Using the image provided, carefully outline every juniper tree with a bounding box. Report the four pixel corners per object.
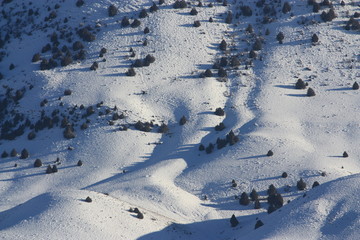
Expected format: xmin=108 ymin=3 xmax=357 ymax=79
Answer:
xmin=215 ymin=107 xmax=225 ymax=116
xmin=267 ymin=150 xmax=273 ymax=156
xmin=297 ymin=178 xmax=306 ymax=190
xmin=179 ymin=116 xmax=187 ymax=125
xmin=1 ymin=151 xmax=8 ymax=158
xmin=77 ymin=160 xmax=83 ymax=166
xmin=219 ymin=40 xmax=227 ymax=51
xmin=343 ymin=151 xmax=348 ymax=158
xmin=307 ymin=87 xmax=316 ymax=97
xmin=239 ymin=192 xmax=250 ymax=205
xmin=312 ymin=181 xmax=320 ymax=188
xmin=34 ymin=159 xmax=42 ymax=167
xmin=121 ymin=17 xmax=130 ymax=27
xmin=230 ymin=214 xmax=239 ymax=227
xmin=254 ymin=199 xmax=261 ymax=209
xmin=312 ymin=33 xmax=319 ymax=43
xmin=250 ymin=189 xmax=259 ymax=201
xmin=282 ymin=2 xmax=291 ymax=14
xmin=255 ymin=220 xmax=264 ymax=229
xmin=282 ymin=172 xmax=288 ymax=178
xmin=20 ymin=149 xmax=29 ymax=159
xmin=353 ymin=82 xmax=359 ymax=90
xmin=276 ymin=32 xmax=284 ymax=44
xmin=108 ymin=4 xmax=118 ymax=17
xmin=85 ymin=196 xmax=92 ymax=202
xmin=139 ymin=9 xmax=148 ymax=18
xmin=253 ymin=39 xmax=262 ymax=51
xmin=190 ymin=8 xmax=198 ymax=15
xmin=267 ymin=184 xmax=277 ymax=195
xmin=295 ymin=79 xmax=306 ymax=89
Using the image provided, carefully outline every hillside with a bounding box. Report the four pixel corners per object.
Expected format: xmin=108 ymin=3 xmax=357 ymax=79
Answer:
xmin=0 ymin=0 xmax=360 ymax=239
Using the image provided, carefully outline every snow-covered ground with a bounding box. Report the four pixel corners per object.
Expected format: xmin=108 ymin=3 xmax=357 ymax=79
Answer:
xmin=0 ymin=0 xmax=360 ymax=239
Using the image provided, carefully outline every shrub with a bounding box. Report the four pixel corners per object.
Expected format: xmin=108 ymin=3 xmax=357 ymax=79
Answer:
xmin=225 ymin=11 xmax=233 ymax=24
xmin=219 ymin=40 xmax=227 ymax=51
xmin=282 ymin=172 xmax=288 ymax=178
xmin=10 ymin=149 xmax=17 ymax=157
xmin=230 ymin=56 xmax=240 ymax=67
xmin=215 ymin=122 xmax=225 ymax=131
xmin=139 ymin=9 xmax=148 ymax=18
xmin=190 ymin=8 xmax=198 ymax=15
xmin=108 ymin=4 xmax=118 ymax=17
xmin=64 ymin=89 xmax=72 ymax=96
xmin=90 ymin=62 xmax=98 ymax=71
xmin=20 ymin=149 xmax=29 ymax=159
xmin=205 ymin=143 xmax=214 ymax=154
xmin=230 ymin=214 xmax=239 ymax=227
xmin=307 ymin=87 xmax=316 ymax=97
xmin=209 ymin=17 xmax=214 ymax=22
xmin=28 ymin=131 xmax=36 ymax=140
xmin=77 ymin=27 xmax=96 ymax=42
xmin=276 ymin=32 xmax=284 ymax=44
xmin=61 ymin=56 xmax=73 ymax=67
xmin=266 ymin=150 xmax=273 ymax=156
xmin=297 ymin=178 xmax=306 ymax=190
xmin=255 ymin=220 xmax=264 ymax=229
xmin=267 ymin=184 xmax=277 ymax=195
xmin=173 ymin=0 xmax=187 ymax=9
xmin=158 ymin=123 xmax=169 ymax=133
xmin=80 ymin=123 xmax=88 ymax=130
xmin=218 ymin=67 xmax=227 ymax=77
xmin=215 ymin=107 xmax=225 ymax=116
xmin=265 ymin=29 xmax=270 ymax=35
xmin=245 ymin=24 xmax=253 ymax=33
xmin=131 ymin=19 xmax=141 ymax=28
xmin=144 ymin=27 xmax=150 ymax=34
xmin=282 ymin=2 xmax=291 ymax=14
xmin=250 ymin=189 xmax=259 ymax=201
xmin=249 ymin=50 xmax=257 ymax=59
xmin=295 ymin=79 xmax=306 ymax=89
xmin=85 ymin=196 xmax=92 ymax=202
xmin=126 ymin=68 xmax=136 ymax=76
xmin=253 ymin=39 xmax=262 ymax=51
xmin=321 ymin=9 xmax=336 ymax=22
xmin=312 ymin=181 xmax=320 ymax=188
xmin=179 ymin=116 xmax=187 ymax=125
xmin=240 ymin=6 xmax=253 ymax=16
xmin=77 ymin=160 xmax=83 ymax=166
xmin=121 ymin=17 xmax=130 ymax=27
xmin=202 ymin=69 xmax=213 ymax=78
xmin=199 ymin=144 xmax=205 ymax=151
xmin=352 ymin=82 xmax=359 ymax=90
xmin=72 ymin=41 xmax=84 ymax=51
xmin=239 ymin=192 xmax=250 ymax=205
xmin=52 ymin=165 xmax=58 ymax=173
xmin=137 ymin=211 xmax=144 ymax=219
xmin=267 ymin=193 xmax=283 ymax=208
xmin=46 ymin=165 xmax=53 ymax=174
xmin=1 ymin=151 xmax=8 ymax=158
xmin=159 ymin=0 xmax=165 ymax=5
xmin=32 ymin=53 xmax=41 ymax=62
xmin=343 ymin=151 xmax=348 ymax=158
xmin=254 ymin=199 xmax=261 ymax=209
xmin=34 ymin=159 xmax=42 ymax=167
xmin=145 ymin=54 xmax=155 ymax=64
xmin=193 ymin=20 xmax=201 ymax=27
xmin=149 ymin=3 xmax=159 ymax=12
xmin=312 ymin=33 xmax=319 ymax=43
xmin=63 ymin=126 xmax=76 ymax=139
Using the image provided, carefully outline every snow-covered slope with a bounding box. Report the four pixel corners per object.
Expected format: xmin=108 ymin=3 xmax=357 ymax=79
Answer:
xmin=0 ymin=0 xmax=360 ymax=239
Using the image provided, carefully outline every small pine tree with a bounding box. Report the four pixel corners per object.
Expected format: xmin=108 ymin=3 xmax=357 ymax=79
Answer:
xmin=282 ymin=172 xmax=288 ymax=178
xmin=46 ymin=165 xmax=53 ymax=174
xmin=144 ymin=27 xmax=150 ymax=34
xmin=121 ymin=16 xmax=130 ymax=27
xmin=209 ymin=17 xmax=214 ymax=22
xmin=179 ymin=116 xmax=187 ymax=125
xmin=343 ymin=151 xmax=348 ymax=158
xmin=267 ymin=150 xmax=273 ymax=156
xmin=193 ymin=20 xmax=201 ymax=27
xmin=199 ymin=144 xmax=205 ymax=151
xmin=10 ymin=149 xmax=17 ymax=157
xmin=202 ymin=69 xmax=213 ymax=78
xmin=218 ymin=67 xmax=227 ymax=77
xmin=131 ymin=19 xmax=141 ymax=28
xmin=312 ymin=33 xmax=319 ymax=43
xmin=85 ymin=196 xmax=92 ymax=202
xmin=245 ymin=24 xmax=253 ymax=33
xmin=267 ymin=184 xmax=277 ymax=195
xmin=282 ymin=2 xmax=291 ymax=14
xmin=77 ymin=160 xmax=83 ymax=166
xmin=190 ymin=8 xmax=198 ymax=15
xmin=126 ymin=68 xmax=136 ymax=76
xmin=137 ymin=211 xmax=144 ymax=219
xmin=297 ymin=178 xmax=306 ymax=190
xmin=52 ymin=165 xmax=58 ymax=173
xmin=276 ymin=32 xmax=284 ymax=44
xmin=307 ymin=87 xmax=316 ymax=97
xmin=20 ymin=149 xmax=29 ymax=159
xmin=254 ymin=199 xmax=261 ymax=209
xmin=352 ymin=82 xmax=359 ymax=90
xmin=1 ymin=151 xmax=8 ymax=158
xmin=312 ymin=181 xmax=320 ymax=188
xmin=250 ymin=189 xmax=259 ymax=201
xmin=295 ymin=79 xmax=306 ymax=89
xmin=219 ymin=40 xmax=227 ymax=51
xmin=108 ymin=4 xmax=118 ymax=17
xmin=215 ymin=107 xmax=225 ymax=116
xmin=253 ymin=39 xmax=262 ymax=51
xmin=34 ymin=159 xmax=42 ymax=167
xmin=255 ymin=220 xmax=264 ymax=229
xmin=230 ymin=214 xmax=239 ymax=227
xmin=239 ymin=192 xmax=250 ymax=205
xmin=139 ymin=9 xmax=148 ymax=18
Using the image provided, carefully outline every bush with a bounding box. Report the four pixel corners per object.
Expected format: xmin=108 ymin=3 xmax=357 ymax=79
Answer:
xmin=76 ymin=0 xmax=84 ymax=7
xmin=218 ymin=67 xmax=227 ymax=77
xmin=126 ymin=68 xmax=136 ymax=76
xmin=32 ymin=53 xmax=41 ymax=62
xmin=321 ymin=9 xmax=336 ymax=22
xmin=90 ymin=62 xmax=98 ymax=71
xmin=173 ymin=0 xmax=187 ymax=9
xmin=10 ymin=149 xmax=17 ymax=157
xmin=121 ymin=17 xmax=130 ymax=27
xmin=137 ymin=211 xmax=144 ymax=219
xmin=225 ymin=11 xmax=233 ymax=24
xmin=199 ymin=144 xmax=205 ymax=151
xmin=266 ymin=150 xmax=273 ymax=156
xmin=254 ymin=199 xmax=261 ymax=209
xmin=61 ymin=56 xmax=73 ymax=67
xmin=108 ymin=4 xmax=118 ymax=17
xmin=255 ymin=220 xmax=264 ymax=229
xmin=77 ymin=27 xmax=95 ymax=42
xmin=144 ymin=27 xmax=150 ymax=34
xmin=205 ymin=143 xmax=214 ymax=154
xmin=282 ymin=2 xmax=291 ymax=14
xmin=63 ymin=126 xmax=76 ymax=139
xmin=215 ymin=122 xmax=225 ymax=131
xmin=307 ymin=87 xmax=316 ymax=97
xmin=250 ymin=189 xmax=259 ymax=201
xmin=267 ymin=184 xmax=277 ymax=195
xmin=343 ymin=151 xmax=348 ymax=158
xmin=131 ymin=19 xmax=141 ymax=28
xmin=253 ymin=39 xmax=262 ymax=51
xmin=297 ymin=178 xmax=306 ymax=190
xmin=312 ymin=181 xmax=320 ymax=188
xmin=72 ymin=41 xmax=84 ymax=51
xmin=1 ymin=151 xmax=8 ymax=158
xmin=230 ymin=214 xmax=239 ymax=227
xmin=193 ymin=20 xmax=201 ymax=27
xmin=230 ymin=56 xmax=240 ymax=67
xmin=219 ymin=40 xmax=227 ymax=51
xmin=312 ymin=33 xmax=319 ymax=43
xmin=52 ymin=165 xmax=58 ymax=173
xmin=249 ymin=50 xmax=257 ymax=59
xmin=34 ymin=159 xmax=42 ymax=167
xmin=190 ymin=8 xmax=198 ymax=15
xmin=240 ymin=6 xmax=253 ymax=16
xmin=353 ymin=82 xmax=359 ymax=90
xmin=46 ymin=165 xmax=53 ymax=174
xmin=215 ymin=107 xmax=225 ymax=116
xmin=77 ymin=160 xmax=83 ymax=166
xmin=179 ymin=116 xmax=187 ymax=125
xmin=145 ymin=54 xmax=155 ymax=64
xmin=202 ymin=69 xmax=213 ymax=78
xmin=158 ymin=123 xmax=169 ymax=133
xmin=246 ymin=24 xmax=253 ymax=33
xmin=64 ymin=89 xmax=72 ymax=96
xmin=139 ymin=9 xmax=148 ymax=18
xmin=209 ymin=17 xmax=214 ymax=22
xmin=276 ymin=32 xmax=284 ymax=44
xmin=28 ymin=131 xmax=36 ymax=140
xmin=295 ymin=79 xmax=306 ymax=89
xmin=149 ymin=3 xmax=159 ymax=12
xmin=282 ymin=172 xmax=288 ymax=178
xmin=85 ymin=196 xmax=92 ymax=202
xmin=20 ymin=149 xmax=29 ymax=159
xmin=239 ymin=192 xmax=250 ymax=205
xmin=267 ymin=193 xmax=283 ymax=208
xmin=159 ymin=0 xmax=165 ymax=5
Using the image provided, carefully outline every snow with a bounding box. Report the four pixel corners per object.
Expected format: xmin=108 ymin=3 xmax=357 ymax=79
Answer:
xmin=0 ymin=0 xmax=360 ymax=239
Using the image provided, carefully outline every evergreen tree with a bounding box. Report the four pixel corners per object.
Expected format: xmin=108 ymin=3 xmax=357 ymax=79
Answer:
xmin=353 ymin=82 xmax=359 ymax=90
xmin=219 ymin=40 xmax=227 ymax=51
xmin=307 ymin=87 xmax=316 ymax=97
xmin=295 ymin=79 xmax=306 ymax=89
xmin=20 ymin=148 xmax=29 ymax=159
xmin=239 ymin=192 xmax=250 ymax=205
xmin=230 ymin=214 xmax=239 ymax=227
xmin=282 ymin=2 xmax=291 ymax=14
xmin=108 ymin=4 xmax=118 ymax=17
xmin=297 ymin=178 xmax=306 ymax=190
xmin=276 ymin=32 xmax=284 ymax=44
xmin=255 ymin=220 xmax=264 ymax=229
xmin=254 ymin=199 xmax=261 ymax=209
xmin=250 ymin=189 xmax=259 ymax=201
xmin=312 ymin=33 xmax=319 ymax=43
xmin=34 ymin=159 xmax=42 ymax=167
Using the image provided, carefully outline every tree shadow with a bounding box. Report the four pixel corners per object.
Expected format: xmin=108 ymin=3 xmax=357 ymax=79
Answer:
xmin=326 ymin=87 xmax=353 ymax=91
xmin=286 ymin=93 xmax=307 ymax=97
xmin=274 ymin=84 xmax=295 ymax=89
xmin=239 ymin=154 xmax=268 ymax=160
